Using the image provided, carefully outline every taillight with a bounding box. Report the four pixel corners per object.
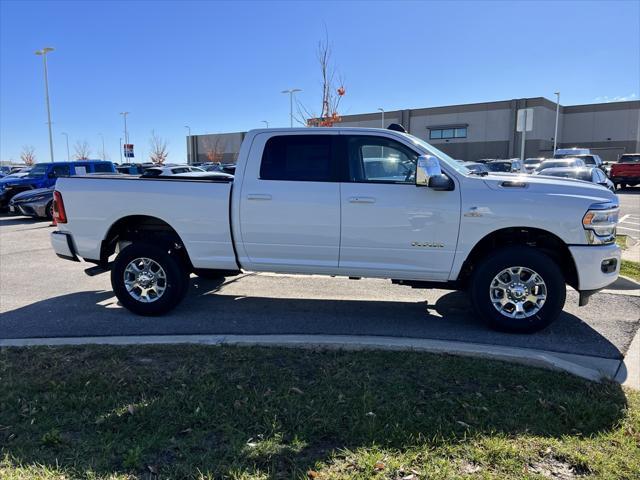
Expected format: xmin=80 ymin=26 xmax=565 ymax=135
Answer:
xmin=53 ymin=190 xmax=67 ymax=223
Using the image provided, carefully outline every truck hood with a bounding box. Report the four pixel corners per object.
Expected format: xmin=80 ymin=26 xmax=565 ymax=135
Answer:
xmin=0 ymin=176 xmax=43 ymax=188
xmin=481 ymin=173 xmax=617 ymax=205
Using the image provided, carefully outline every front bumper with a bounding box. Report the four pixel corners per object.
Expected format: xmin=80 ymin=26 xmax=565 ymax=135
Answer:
xmin=51 ymin=231 xmax=80 ymax=262
xmin=569 ymin=243 xmax=621 ymax=292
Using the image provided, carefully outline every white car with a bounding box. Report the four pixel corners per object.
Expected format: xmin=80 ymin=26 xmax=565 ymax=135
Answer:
xmin=535 ymin=158 xmax=587 ymax=173
xmin=51 ymin=128 xmax=620 ymax=333
xmin=141 ymin=165 xmax=233 ymax=178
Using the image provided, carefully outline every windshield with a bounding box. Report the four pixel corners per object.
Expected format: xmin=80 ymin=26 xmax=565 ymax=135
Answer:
xmin=399 ymin=133 xmax=471 ymax=175
xmin=537 ymin=160 xmax=578 ymax=171
xmin=525 ymin=159 xmax=541 ymax=165
xmin=26 ymin=164 xmax=48 ymax=177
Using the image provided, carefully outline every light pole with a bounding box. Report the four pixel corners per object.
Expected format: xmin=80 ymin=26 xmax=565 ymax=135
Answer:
xmin=119 ymin=137 xmax=123 ymax=164
xmin=35 ymin=47 xmax=55 ymax=162
xmin=98 ymin=133 xmax=105 ymax=160
xmin=61 ymin=132 xmax=70 ymax=161
xmin=261 ymin=120 xmax=269 ymax=128
xmin=553 ymin=92 xmax=560 ymax=154
xmin=377 ymin=108 xmax=385 ymax=128
xmin=184 ymin=125 xmax=191 ymax=164
xmin=120 ymin=111 xmax=129 ymax=144
xmin=281 ymin=88 xmax=301 ymax=128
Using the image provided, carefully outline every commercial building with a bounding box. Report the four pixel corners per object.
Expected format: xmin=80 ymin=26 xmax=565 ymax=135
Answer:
xmin=188 ymin=97 xmax=640 ymax=163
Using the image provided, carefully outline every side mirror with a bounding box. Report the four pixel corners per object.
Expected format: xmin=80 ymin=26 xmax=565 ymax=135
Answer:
xmin=428 ymin=174 xmax=455 ymax=191
xmin=416 ymin=155 xmax=442 ymax=186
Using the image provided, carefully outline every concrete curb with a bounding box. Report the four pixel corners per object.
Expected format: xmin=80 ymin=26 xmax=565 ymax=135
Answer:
xmin=0 ymin=334 xmax=627 ymax=386
xmin=615 ymin=327 xmax=640 ymax=389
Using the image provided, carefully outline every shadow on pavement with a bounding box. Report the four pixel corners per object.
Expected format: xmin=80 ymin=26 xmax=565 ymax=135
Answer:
xmin=0 ymin=277 xmax=627 ymax=360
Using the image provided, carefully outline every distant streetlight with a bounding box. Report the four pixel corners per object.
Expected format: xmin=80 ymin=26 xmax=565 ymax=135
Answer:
xmin=261 ymin=120 xmax=269 ymax=128
xmin=281 ymin=88 xmax=302 ymax=128
xmin=553 ymin=92 xmax=560 ymax=154
xmin=35 ymin=47 xmax=55 ymax=162
xmin=61 ymin=132 xmax=70 ymax=161
xmin=184 ymin=125 xmax=192 ymax=164
xmin=98 ymin=133 xmax=106 ymax=160
xmin=377 ymin=108 xmax=385 ymax=128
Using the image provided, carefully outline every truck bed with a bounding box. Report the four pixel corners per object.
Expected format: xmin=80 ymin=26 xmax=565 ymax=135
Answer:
xmin=54 ymin=175 xmax=238 ymax=270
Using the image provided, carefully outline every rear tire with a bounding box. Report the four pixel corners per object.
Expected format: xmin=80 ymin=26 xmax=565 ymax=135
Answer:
xmin=470 ymin=246 xmax=566 ymax=333
xmin=45 ymin=201 xmax=53 ymax=220
xmin=111 ymin=242 xmax=189 ymax=316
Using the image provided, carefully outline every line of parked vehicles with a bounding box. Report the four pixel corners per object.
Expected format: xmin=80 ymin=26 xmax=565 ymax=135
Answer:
xmin=461 ymin=147 xmax=640 ymax=192
xmin=0 ymin=160 xmax=238 ymax=219
xmin=1 ymin=147 xmax=638 ymax=223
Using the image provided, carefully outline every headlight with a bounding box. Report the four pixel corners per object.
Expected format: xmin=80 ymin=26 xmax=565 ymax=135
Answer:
xmin=582 ymin=202 xmax=619 ymax=245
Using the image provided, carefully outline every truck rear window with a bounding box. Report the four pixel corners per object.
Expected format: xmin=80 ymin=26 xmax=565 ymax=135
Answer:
xmin=260 ymin=135 xmax=334 ymax=182
xmin=619 ymin=155 xmax=640 ymax=163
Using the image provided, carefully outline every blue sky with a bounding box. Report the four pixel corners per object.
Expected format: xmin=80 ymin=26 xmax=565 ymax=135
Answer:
xmin=1 ymin=0 xmax=638 ymax=164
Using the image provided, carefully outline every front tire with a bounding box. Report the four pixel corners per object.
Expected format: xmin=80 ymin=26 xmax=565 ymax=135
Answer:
xmin=470 ymin=246 xmax=566 ymax=333
xmin=111 ymin=243 xmax=189 ymax=316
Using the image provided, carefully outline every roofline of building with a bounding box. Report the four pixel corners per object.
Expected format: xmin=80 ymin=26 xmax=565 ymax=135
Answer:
xmin=337 ymin=97 xmax=640 ymax=122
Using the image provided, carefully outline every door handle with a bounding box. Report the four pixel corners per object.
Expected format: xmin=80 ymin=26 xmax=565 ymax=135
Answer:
xmin=348 ymin=196 xmax=376 ymax=204
xmin=246 ymin=194 xmax=272 ymax=200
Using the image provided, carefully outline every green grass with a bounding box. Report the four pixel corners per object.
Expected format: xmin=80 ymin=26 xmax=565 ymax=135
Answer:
xmin=1 ymin=345 xmax=639 ymax=479
xmin=621 ymin=259 xmax=640 ymax=281
xmin=616 ymin=235 xmax=628 ymax=250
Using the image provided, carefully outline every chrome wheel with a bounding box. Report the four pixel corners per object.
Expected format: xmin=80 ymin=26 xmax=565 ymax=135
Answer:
xmin=123 ymin=257 xmax=167 ymax=303
xmin=489 ymin=266 xmax=547 ymax=319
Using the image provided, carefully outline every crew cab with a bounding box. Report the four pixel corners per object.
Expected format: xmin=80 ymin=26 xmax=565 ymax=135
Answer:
xmin=610 ymin=153 xmax=640 ymax=189
xmin=50 ymin=128 xmax=621 ymax=333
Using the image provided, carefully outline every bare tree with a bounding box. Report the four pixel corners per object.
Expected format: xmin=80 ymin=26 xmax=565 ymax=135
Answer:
xmin=74 ymin=140 xmax=91 ymax=160
xmin=203 ymin=136 xmax=226 ymax=163
xmin=296 ymin=32 xmax=346 ymax=127
xmin=149 ymin=130 xmax=169 ymax=165
xmin=20 ymin=145 xmax=36 ymax=166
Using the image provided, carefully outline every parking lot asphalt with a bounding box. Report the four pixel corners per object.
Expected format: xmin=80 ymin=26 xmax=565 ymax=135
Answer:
xmin=1 ymin=192 xmax=639 ymax=362
xmin=618 ymin=188 xmax=640 ymax=240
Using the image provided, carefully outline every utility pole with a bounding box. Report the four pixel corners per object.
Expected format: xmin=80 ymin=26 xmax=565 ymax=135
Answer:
xmin=281 ymin=88 xmax=301 ymax=127
xmin=98 ymin=133 xmax=105 ymax=160
xmin=553 ymin=92 xmax=560 ymax=154
xmin=61 ymin=132 xmax=70 ymax=161
xmin=35 ymin=47 xmax=55 ymax=162
xmin=184 ymin=125 xmax=191 ymax=164
xmin=119 ymin=137 xmax=123 ymax=164
xmin=377 ymin=108 xmax=385 ymax=128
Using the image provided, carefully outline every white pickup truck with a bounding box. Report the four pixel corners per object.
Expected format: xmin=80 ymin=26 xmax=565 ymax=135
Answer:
xmin=51 ymin=127 xmax=621 ymax=333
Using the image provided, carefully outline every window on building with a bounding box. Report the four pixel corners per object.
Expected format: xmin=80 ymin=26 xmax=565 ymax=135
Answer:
xmin=429 ymin=127 xmax=467 ymax=140
xmin=260 ymin=135 xmax=335 ymax=182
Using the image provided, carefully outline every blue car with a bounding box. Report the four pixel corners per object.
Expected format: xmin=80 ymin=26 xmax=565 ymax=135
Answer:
xmin=0 ymin=160 xmax=115 ymax=209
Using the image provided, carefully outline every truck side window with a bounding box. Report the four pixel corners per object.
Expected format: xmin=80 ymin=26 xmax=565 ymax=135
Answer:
xmin=260 ymin=135 xmax=334 ymax=182
xmin=345 ymin=136 xmax=418 ymax=184
xmin=52 ymin=165 xmax=71 ymax=177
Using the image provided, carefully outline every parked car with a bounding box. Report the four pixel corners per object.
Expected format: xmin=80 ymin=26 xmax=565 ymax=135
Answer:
xmin=0 ymin=160 xmax=115 ymax=209
xmin=463 ymin=162 xmax=490 ymax=174
xmin=51 ymin=127 xmax=620 ymax=334
xmin=3 ymin=167 xmax=31 ymax=179
xmin=535 ymin=158 xmax=586 ymax=173
xmin=116 ymin=164 xmax=147 ymax=175
xmin=554 ymin=148 xmax=591 ymax=158
xmin=610 ymin=153 xmax=640 ymax=189
xmin=8 ymin=187 xmax=54 ymax=219
xmin=524 ymin=158 xmax=545 ymax=173
xmin=535 ymin=167 xmax=615 ymax=191
xmin=140 ymin=165 xmax=233 ymax=178
xmin=485 ymin=159 xmax=522 ymax=173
